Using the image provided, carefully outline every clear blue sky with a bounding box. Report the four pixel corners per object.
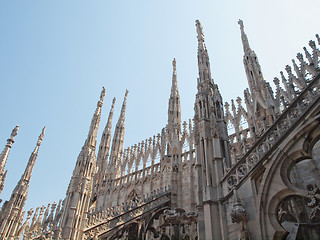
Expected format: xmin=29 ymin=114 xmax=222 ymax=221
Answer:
xmin=0 ymin=0 xmax=319 ymax=212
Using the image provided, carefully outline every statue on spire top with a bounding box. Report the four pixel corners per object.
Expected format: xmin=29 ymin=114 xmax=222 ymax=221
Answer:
xmin=97 ymin=87 xmax=106 ymax=108
xmin=100 ymin=87 xmax=106 ymax=101
xmin=195 ymin=20 xmax=204 ymax=41
xmin=37 ymin=127 xmax=46 ymax=146
xmin=172 ymin=58 xmax=176 ymax=71
xmin=10 ymin=125 xmax=19 ymax=140
xmin=238 ymin=19 xmax=244 ymax=31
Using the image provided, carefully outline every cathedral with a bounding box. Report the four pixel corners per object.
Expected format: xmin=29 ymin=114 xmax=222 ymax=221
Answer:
xmin=0 ymin=19 xmax=320 ymax=240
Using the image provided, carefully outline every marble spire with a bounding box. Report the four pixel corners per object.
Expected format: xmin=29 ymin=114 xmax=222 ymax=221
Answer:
xmin=109 ymin=90 xmax=128 ymax=178
xmin=0 ymin=127 xmax=45 ymax=240
xmin=195 ymin=19 xmax=213 ymax=84
xmin=167 ymin=58 xmax=181 ymax=140
xmin=0 ymin=125 xmax=19 ymax=194
xmin=238 ymin=19 xmax=276 ymax=127
xmin=60 ymin=87 xmax=105 ymax=240
xmin=93 ymin=97 xmax=116 ymax=199
xmin=85 ymin=87 xmax=106 ymax=149
xmin=238 ymin=19 xmax=251 ymax=52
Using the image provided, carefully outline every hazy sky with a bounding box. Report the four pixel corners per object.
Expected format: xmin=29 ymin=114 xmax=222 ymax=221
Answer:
xmin=0 ymin=0 xmax=319 ymax=212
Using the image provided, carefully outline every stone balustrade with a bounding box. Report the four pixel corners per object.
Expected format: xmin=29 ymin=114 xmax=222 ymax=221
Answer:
xmin=222 ymin=72 xmax=320 ymax=193
xmin=84 ymin=187 xmax=171 ymax=239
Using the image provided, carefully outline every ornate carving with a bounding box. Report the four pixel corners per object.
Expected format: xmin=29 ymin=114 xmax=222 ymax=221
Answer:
xmin=227 ymin=175 xmax=238 ymax=189
xmin=222 ymin=69 xmax=320 ymax=193
xmin=163 ymin=208 xmax=198 ymax=240
xmin=83 ymin=188 xmax=171 ymax=239
xmin=237 ymin=164 xmax=248 ymax=178
xmin=306 ymin=184 xmax=320 ymax=222
xmin=247 ymin=153 xmax=258 ymax=167
xmin=277 ymin=190 xmax=320 ymax=226
xmin=230 ymin=190 xmax=249 ymax=240
xmin=231 ymin=197 xmax=247 ymax=224
xmin=15 ymin=200 xmax=63 ymax=240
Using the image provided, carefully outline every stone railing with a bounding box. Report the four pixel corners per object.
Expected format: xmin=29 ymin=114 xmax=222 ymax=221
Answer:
xmin=112 ymin=147 xmax=195 ymax=188
xmin=113 ymin=162 xmax=161 ymax=187
xmin=84 ymin=187 xmax=171 ymax=239
xmin=228 ymin=127 xmax=255 ymax=164
xmin=224 ymin=35 xmax=320 ymax=169
xmin=221 ymin=72 xmax=320 ymax=193
xmin=115 ymin=119 xmax=194 ymax=179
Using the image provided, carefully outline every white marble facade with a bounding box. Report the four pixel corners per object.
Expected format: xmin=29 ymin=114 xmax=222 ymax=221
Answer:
xmin=1 ymin=20 xmax=320 ymax=240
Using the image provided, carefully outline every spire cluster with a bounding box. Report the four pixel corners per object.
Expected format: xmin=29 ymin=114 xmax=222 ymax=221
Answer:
xmin=108 ymin=90 xmax=129 ymax=179
xmin=1 ymin=18 xmax=320 ymax=240
xmin=0 ymin=127 xmax=45 ymax=240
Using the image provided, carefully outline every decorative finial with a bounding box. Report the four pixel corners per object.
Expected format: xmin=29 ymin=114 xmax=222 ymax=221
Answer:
xmin=230 ymin=189 xmax=250 ymax=239
xmin=238 ymin=19 xmax=251 ymax=53
xmin=100 ymin=87 xmax=106 ymax=102
xmin=27 ymin=208 xmax=34 ymax=218
xmin=238 ymin=19 xmax=244 ymax=31
xmin=37 ymin=127 xmax=46 ymax=146
xmin=183 ymin=121 xmax=187 ymax=132
xmin=172 ymin=58 xmax=176 ymax=72
xmin=236 ymin=97 xmax=242 ymax=105
xmin=118 ymin=90 xmax=129 ymax=119
xmin=224 ymin=102 xmax=229 ymax=111
xmin=230 ymin=189 xmax=247 ymax=224
xmin=106 ymin=97 xmax=116 ymax=125
xmin=309 ymin=40 xmax=316 ymax=49
xmin=10 ymin=125 xmax=19 ymax=140
xmin=171 ymin=58 xmax=178 ymax=96
xmin=195 ymin=20 xmax=204 ymax=41
xmin=97 ymin=87 xmax=106 ymax=108
xmin=316 ymin=34 xmax=320 ymax=45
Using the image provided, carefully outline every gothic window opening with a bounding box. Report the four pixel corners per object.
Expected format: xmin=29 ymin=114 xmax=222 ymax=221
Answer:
xmin=239 ymin=115 xmax=249 ymax=141
xmin=289 ymin=158 xmax=320 ymax=190
xmin=124 ymin=163 xmax=129 ymax=175
xmin=182 ymin=139 xmax=189 ymax=154
xmin=154 ymin=150 xmax=161 ymax=164
xmin=288 ymin=139 xmax=320 ymax=190
xmin=227 ymin=119 xmax=236 ymax=136
xmin=137 ymin=157 xmax=144 ymax=171
xmin=277 ymin=195 xmax=320 ymax=239
xmin=146 ymin=154 xmax=152 ymax=168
